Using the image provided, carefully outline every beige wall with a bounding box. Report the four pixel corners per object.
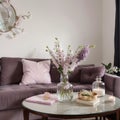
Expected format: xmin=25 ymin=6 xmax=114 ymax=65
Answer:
xmin=102 ymin=0 xmax=115 ymax=64
xmin=0 ymin=0 xmax=107 ymax=65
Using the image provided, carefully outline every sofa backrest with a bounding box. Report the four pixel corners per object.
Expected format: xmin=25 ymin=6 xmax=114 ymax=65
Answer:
xmin=0 ymin=57 xmax=60 ymax=85
xmin=0 ymin=57 xmax=105 ymax=85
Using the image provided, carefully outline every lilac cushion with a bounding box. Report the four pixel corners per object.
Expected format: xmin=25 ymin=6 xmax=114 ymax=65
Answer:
xmin=80 ymin=66 xmax=105 ymax=84
xmin=20 ymin=59 xmax=51 ymax=85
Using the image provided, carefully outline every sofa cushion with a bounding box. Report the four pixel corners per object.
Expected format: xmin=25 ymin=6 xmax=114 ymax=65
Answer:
xmin=1 ymin=57 xmax=23 ymax=85
xmin=80 ymin=66 xmax=105 ymax=84
xmin=20 ymin=59 xmax=51 ymax=85
xmin=69 ymin=64 xmax=95 ymax=83
xmin=0 ymin=83 xmax=92 ymax=111
xmin=0 ymin=84 xmax=57 ymax=110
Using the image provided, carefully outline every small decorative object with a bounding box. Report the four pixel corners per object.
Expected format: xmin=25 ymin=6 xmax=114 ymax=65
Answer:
xmin=46 ymin=38 xmax=94 ymax=102
xmin=92 ymin=76 xmax=105 ymax=97
xmin=102 ymin=62 xmax=120 ymax=74
xmin=108 ymin=96 xmax=115 ymax=102
xmin=78 ymin=90 xmax=98 ymax=101
xmin=26 ymin=92 xmax=58 ymax=105
xmin=0 ymin=0 xmax=31 ymax=39
xmin=76 ymin=90 xmax=99 ymax=106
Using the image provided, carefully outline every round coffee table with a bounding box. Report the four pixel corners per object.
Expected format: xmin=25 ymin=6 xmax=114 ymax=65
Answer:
xmin=22 ymin=93 xmax=120 ymax=120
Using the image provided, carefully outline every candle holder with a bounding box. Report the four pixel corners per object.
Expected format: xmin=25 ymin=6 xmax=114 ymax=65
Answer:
xmin=92 ymin=76 xmax=105 ymax=97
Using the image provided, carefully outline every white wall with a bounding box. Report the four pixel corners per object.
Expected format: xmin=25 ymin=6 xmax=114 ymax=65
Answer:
xmin=0 ymin=0 xmax=103 ymax=64
xmin=102 ymin=0 xmax=115 ymax=64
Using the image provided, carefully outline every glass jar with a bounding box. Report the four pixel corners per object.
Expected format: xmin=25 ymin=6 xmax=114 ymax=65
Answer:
xmin=92 ymin=76 xmax=105 ymax=97
xmin=57 ymin=74 xmax=73 ymax=102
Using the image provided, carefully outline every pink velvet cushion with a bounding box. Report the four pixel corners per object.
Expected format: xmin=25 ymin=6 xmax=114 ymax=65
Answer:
xmin=20 ymin=59 xmax=51 ymax=85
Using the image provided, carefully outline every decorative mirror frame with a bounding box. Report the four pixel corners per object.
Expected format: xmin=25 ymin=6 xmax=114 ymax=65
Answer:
xmin=0 ymin=0 xmax=30 ymax=39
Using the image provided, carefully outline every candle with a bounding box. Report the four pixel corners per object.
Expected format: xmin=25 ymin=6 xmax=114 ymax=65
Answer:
xmin=108 ymin=96 xmax=115 ymax=102
xmin=92 ymin=88 xmax=105 ymax=97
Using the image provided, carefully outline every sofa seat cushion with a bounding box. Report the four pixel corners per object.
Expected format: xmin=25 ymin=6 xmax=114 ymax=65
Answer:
xmin=0 ymin=84 xmax=58 ymax=111
xmin=0 ymin=84 xmax=93 ymax=111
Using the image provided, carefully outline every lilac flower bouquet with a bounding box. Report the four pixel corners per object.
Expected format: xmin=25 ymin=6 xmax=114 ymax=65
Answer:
xmin=46 ymin=38 xmax=94 ymax=101
xmin=46 ymin=38 xmax=94 ymax=80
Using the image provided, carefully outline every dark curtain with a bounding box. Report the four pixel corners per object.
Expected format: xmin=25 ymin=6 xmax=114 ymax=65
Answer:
xmin=114 ymin=0 xmax=120 ymax=75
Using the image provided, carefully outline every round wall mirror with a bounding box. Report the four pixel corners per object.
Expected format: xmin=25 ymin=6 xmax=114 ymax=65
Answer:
xmin=0 ymin=1 xmax=17 ymax=32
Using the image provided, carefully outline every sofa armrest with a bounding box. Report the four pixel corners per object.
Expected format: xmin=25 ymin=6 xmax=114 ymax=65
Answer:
xmin=103 ymin=73 xmax=120 ymax=98
xmin=114 ymin=76 xmax=120 ymax=98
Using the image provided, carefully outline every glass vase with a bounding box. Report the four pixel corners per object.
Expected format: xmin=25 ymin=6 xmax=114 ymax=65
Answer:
xmin=57 ymin=74 xmax=73 ymax=102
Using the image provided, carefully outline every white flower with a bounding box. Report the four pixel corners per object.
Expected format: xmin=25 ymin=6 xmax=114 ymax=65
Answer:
xmin=102 ymin=62 xmax=120 ymax=74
